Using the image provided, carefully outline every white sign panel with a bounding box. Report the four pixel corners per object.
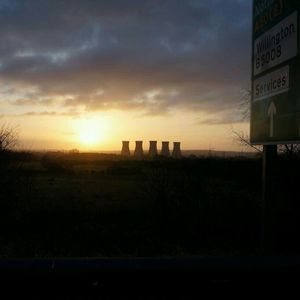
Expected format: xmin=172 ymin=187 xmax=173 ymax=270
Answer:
xmin=253 ymin=11 xmax=297 ymax=76
xmin=253 ymin=65 xmax=289 ymax=101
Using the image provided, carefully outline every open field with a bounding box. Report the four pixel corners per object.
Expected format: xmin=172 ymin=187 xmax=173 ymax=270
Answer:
xmin=0 ymin=151 xmax=299 ymax=257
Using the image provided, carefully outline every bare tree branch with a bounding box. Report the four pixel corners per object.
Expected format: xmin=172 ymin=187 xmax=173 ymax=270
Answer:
xmin=231 ymin=127 xmax=262 ymax=153
xmin=0 ymin=124 xmax=19 ymax=152
xmin=238 ymin=88 xmax=251 ymax=121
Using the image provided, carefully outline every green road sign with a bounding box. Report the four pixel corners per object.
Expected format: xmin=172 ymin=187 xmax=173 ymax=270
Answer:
xmin=251 ymin=0 xmax=300 ymax=144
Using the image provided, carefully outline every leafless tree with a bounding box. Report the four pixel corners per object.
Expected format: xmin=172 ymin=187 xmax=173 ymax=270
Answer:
xmin=230 ymin=89 xmax=262 ymax=153
xmin=278 ymin=144 xmax=300 ymax=157
xmin=0 ymin=124 xmax=19 ymax=152
xmin=238 ymin=88 xmax=251 ymax=121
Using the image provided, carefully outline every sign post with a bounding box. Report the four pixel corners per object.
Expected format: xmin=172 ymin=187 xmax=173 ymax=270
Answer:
xmin=261 ymin=144 xmax=277 ymax=253
xmin=251 ymin=0 xmax=300 ymax=253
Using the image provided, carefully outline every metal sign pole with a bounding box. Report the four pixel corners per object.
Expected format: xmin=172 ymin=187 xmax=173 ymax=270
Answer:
xmin=261 ymin=144 xmax=277 ymax=254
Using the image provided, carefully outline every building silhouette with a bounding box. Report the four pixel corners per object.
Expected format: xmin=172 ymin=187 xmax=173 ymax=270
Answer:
xmin=172 ymin=142 xmax=181 ymax=158
xmin=161 ymin=141 xmax=170 ymax=157
xmin=121 ymin=141 xmax=130 ymax=156
xmin=121 ymin=140 xmax=182 ymax=159
xmin=134 ymin=141 xmax=144 ymax=157
xmin=148 ymin=141 xmax=158 ymax=157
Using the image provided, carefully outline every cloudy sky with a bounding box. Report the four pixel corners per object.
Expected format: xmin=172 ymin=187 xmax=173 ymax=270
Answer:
xmin=0 ymin=0 xmax=252 ymax=151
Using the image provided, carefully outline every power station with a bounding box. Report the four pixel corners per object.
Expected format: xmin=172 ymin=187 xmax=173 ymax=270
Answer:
xmin=134 ymin=141 xmax=144 ymax=157
xmin=120 ymin=140 xmax=182 ymax=158
xmin=172 ymin=142 xmax=181 ymax=158
xmin=161 ymin=141 xmax=170 ymax=157
xmin=148 ymin=141 xmax=158 ymax=157
xmin=121 ymin=141 xmax=130 ymax=156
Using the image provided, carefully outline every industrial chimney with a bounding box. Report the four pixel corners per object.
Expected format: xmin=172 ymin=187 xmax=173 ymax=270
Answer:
xmin=121 ymin=141 xmax=130 ymax=156
xmin=161 ymin=141 xmax=170 ymax=157
xmin=148 ymin=141 xmax=158 ymax=157
xmin=134 ymin=141 xmax=144 ymax=157
xmin=172 ymin=142 xmax=182 ymax=158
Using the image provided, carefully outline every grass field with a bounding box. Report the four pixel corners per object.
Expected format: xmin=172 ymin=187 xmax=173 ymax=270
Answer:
xmin=0 ymin=151 xmax=299 ymax=257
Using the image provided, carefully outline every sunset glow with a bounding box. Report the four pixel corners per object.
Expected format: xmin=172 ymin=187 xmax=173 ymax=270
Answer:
xmin=0 ymin=1 xmax=252 ymax=152
xmin=74 ymin=119 xmax=104 ymax=147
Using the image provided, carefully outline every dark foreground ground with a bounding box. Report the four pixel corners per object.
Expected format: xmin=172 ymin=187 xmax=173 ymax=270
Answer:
xmin=0 ymin=151 xmax=299 ymax=257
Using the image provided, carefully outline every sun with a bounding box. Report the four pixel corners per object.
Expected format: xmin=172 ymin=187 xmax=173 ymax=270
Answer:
xmin=79 ymin=128 xmax=100 ymax=145
xmin=75 ymin=119 xmax=103 ymax=147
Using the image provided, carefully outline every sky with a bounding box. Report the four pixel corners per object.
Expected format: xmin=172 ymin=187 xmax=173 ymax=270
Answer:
xmin=0 ymin=0 xmax=252 ymax=152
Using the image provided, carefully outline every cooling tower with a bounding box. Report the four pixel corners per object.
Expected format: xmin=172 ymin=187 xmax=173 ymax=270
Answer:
xmin=172 ymin=142 xmax=182 ymax=158
xmin=134 ymin=141 xmax=144 ymax=157
xmin=148 ymin=141 xmax=158 ymax=157
xmin=121 ymin=141 xmax=130 ymax=156
xmin=161 ymin=141 xmax=170 ymax=157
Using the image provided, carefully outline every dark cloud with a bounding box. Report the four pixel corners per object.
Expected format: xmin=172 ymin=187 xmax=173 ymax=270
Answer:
xmin=0 ymin=110 xmax=81 ymax=118
xmin=195 ymin=112 xmax=243 ymax=126
xmin=0 ymin=0 xmax=252 ymax=123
